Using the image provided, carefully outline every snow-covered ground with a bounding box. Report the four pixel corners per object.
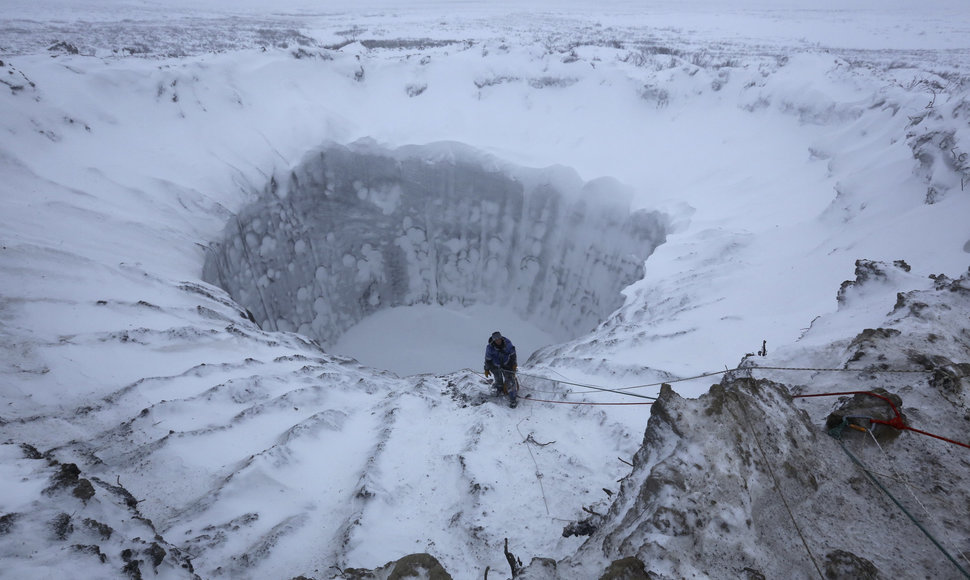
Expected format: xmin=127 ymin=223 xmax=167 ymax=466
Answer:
xmin=1 ymin=0 xmax=969 ymax=578
xmin=333 ymin=303 xmax=559 ymax=376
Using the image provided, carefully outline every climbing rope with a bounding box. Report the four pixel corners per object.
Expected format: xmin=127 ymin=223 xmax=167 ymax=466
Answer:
xmin=876 ymin=421 xmax=970 ymax=450
xmin=463 ymin=370 xmax=966 ymax=442
xmin=521 ymin=395 xmax=652 ymax=407
xmin=516 ymin=371 xmax=657 ymax=400
xmin=727 ymin=390 xmax=825 ymax=580
xmin=794 ymin=390 xmax=904 ymax=424
xmin=462 ymin=366 xmax=930 ymax=402
xmin=751 ymin=365 xmax=928 ymax=374
xmin=460 ymin=365 xmax=967 ymax=574
xmin=568 ymin=365 xmax=930 ymax=395
xmin=793 ymin=391 xmax=970 ymax=451
xmin=516 ymin=414 xmax=551 ymax=516
xmin=864 ymin=429 xmax=970 ymax=571
xmin=829 ymin=419 xmax=970 ymax=578
xmin=461 ymin=368 xmax=655 ymax=406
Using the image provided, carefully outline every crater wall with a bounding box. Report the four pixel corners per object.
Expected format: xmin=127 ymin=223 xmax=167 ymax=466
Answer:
xmin=203 ymin=141 xmax=667 ymax=349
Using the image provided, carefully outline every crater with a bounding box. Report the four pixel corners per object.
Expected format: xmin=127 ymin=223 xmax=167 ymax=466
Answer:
xmin=203 ymin=141 xmax=667 ymax=374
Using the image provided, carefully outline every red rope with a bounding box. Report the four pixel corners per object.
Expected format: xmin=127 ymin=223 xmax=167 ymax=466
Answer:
xmin=793 ymin=390 xmax=905 ymax=427
xmin=872 ymin=421 xmax=970 ymax=450
xmin=793 ymin=391 xmax=970 ymax=450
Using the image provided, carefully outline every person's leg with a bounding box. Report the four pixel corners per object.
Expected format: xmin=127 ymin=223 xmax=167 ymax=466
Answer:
xmin=491 ymin=366 xmax=506 ymax=394
xmin=504 ymin=369 xmax=518 ymax=406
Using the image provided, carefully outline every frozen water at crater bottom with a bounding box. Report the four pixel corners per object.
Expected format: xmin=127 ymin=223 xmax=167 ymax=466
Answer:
xmin=332 ymin=302 xmax=559 ymax=376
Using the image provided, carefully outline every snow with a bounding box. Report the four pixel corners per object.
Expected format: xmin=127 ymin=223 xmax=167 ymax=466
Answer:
xmin=202 ymin=140 xmax=664 ymax=352
xmin=333 ymin=303 xmax=558 ymax=376
xmin=1 ymin=0 xmax=969 ymax=578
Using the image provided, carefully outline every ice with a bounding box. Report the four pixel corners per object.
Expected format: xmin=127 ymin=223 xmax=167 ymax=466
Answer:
xmin=332 ymin=302 xmax=559 ymax=376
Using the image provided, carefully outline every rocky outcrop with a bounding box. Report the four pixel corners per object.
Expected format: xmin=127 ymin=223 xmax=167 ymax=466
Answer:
xmin=551 ymin=263 xmax=970 ymax=579
xmin=331 ymin=552 xmax=452 ymax=579
xmin=578 ymin=378 xmax=841 ymax=578
xmin=0 ymin=443 xmax=199 ymax=579
xmin=836 ymin=259 xmax=912 ymax=306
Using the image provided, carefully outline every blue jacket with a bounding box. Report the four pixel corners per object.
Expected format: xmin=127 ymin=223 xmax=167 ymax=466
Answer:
xmin=485 ymin=338 xmax=517 ymax=370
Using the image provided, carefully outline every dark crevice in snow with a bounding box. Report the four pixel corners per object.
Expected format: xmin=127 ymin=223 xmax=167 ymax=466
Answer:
xmin=203 ymin=141 xmax=668 ymax=354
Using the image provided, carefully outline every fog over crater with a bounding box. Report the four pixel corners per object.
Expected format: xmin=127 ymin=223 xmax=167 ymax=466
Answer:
xmin=203 ymin=141 xmax=668 ymax=363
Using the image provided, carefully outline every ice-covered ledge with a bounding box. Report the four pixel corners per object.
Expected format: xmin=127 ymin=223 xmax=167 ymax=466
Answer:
xmin=203 ymin=141 xmax=668 ymax=349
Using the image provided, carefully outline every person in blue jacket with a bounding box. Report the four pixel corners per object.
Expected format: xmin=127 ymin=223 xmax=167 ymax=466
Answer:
xmin=484 ymin=331 xmax=518 ymax=407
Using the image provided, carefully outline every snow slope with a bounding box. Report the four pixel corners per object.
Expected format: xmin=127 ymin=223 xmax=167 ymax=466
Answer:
xmin=1 ymin=1 xmax=969 ymax=578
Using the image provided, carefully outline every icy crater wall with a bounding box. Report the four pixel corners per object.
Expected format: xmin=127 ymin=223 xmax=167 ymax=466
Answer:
xmin=203 ymin=142 xmax=667 ymax=349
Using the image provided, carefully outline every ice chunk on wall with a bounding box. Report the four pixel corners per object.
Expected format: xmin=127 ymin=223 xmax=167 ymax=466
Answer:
xmin=203 ymin=141 xmax=667 ymax=349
